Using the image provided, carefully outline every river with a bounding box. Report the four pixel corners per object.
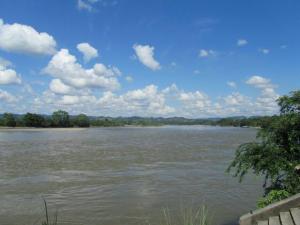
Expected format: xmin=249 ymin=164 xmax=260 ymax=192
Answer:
xmin=0 ymin=126 xmax=263 ymax=225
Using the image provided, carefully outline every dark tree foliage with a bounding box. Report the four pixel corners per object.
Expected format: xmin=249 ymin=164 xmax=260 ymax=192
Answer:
xmin=0 ymin=113 xmax=281 ymax=128
xmin=74 ymin=114 xmax=90 ymax=127
xmin=227 ymin=91 xmax=300 ymax=206
xmin=51 ymin=110 xmax=70 ymax=127
xmin=90 ymin=118 xmax=123 ymax=127
xmin=23 ymin=113 xmax=45 ymax=127
xmin=3 ymin=113 xmax=16 ymax=127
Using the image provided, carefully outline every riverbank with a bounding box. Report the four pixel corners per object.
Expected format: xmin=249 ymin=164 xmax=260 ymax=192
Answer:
xmin=0 ymin=125 xmax=260 ymax=131
xmin=0 ymin=127 xmax=87 ymax=132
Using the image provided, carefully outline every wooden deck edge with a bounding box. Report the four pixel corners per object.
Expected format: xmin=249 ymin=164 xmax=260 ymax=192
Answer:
xmin=240 ymin=193 xmax=300 ymax=225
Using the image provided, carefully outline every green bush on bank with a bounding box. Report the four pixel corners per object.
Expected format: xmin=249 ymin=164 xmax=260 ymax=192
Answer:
xmin=228 ymin=90 xmax=300 ymax=208
xmin=257 ymin=190 xmax=291 ymax=208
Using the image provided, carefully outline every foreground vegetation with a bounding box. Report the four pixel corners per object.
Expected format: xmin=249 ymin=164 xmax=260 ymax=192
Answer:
xmin=162 ymin=206 xmax=209 ymax=225
xmin=228 ymin=90 xmax=300 ymax=208
xmin=39 ymin=199 xmax=209 ymax=225
xmin=0 ymin=110 xmax=275 ymax=128
xmin=41 ymin=200 xmax=57 ymax=225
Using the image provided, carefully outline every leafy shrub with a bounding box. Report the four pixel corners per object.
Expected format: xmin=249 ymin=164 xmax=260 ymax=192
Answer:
xmin=228 ymin=90 xmax=300 ymax=207
xmin=257 ymin=190 xmax=291 ymax=208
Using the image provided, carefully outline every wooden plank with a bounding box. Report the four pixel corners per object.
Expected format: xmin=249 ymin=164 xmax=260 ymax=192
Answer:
xmin=269 ymin=216 xmax=281 ymax=225
xmin=257 ymin=220 xmax=268 ymax=225
xmin=291 ymin=208 xmax=300 ymax=225
xmin=280 ymin=211 xmax=295 ymax=225
xmin=240 ymin=193 xmax=300 ymax=225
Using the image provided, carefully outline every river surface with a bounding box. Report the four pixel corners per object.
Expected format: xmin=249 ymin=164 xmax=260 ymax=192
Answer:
xmin=0 ymin=126 xmax=263 ymax=225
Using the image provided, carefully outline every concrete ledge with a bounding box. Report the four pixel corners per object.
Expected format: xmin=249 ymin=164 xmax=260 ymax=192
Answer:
xmin=240 ymin=193 xmax=300 ymax=225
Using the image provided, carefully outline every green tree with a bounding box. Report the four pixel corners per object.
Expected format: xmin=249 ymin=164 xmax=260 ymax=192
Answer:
xmin=51 ymin=110 xmax=71 ymax=127
xmin=227 ymin=90 xmax=300 ymax=206
xmin=0 ymin=117 xmax=5 ymax=126
xmin=74 ymin=114 xmax=90 ymax=127
xmin=3 ymin=113 xmax=16 ymax=127
xmin=23 ymin=113 xmax=45 ymax=127
xmin=42 ymin=117 xmax=53 ymax=127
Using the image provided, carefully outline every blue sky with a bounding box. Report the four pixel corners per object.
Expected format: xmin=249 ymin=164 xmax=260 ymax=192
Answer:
xmin=0 ymin=0 xmax=299 ymax=117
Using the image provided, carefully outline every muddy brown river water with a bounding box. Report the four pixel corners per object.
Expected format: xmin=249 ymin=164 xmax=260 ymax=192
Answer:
xmin=0 ymin=126 xmax=263 ymax=225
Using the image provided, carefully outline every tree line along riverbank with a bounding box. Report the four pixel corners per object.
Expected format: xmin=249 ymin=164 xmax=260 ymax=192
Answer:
xmin=0 ymin=110 xmax=275 ymax=128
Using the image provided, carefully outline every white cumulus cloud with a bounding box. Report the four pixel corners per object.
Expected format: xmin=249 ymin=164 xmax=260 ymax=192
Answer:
xmin=0 ymin=69 xmax=21 ymax=85
xmin=31 ymin=79 xmax=281 ymax=117
xmin=237 ymin=39 xmax=248 ymax=46
xmin=77 ymin=42 xmax=98 ymax=62
xmin=259 ymin=48 xmax=270 ymax=54
xmin=77 ymin=0 xmax=93 ymax=11
xmin=0 ymin=57 xmax=12 ymax=70
xmin=0 ymin=57 xmax=21 ymax=85
xmin=227 ymin=81 xmax=237 ymax=88
xmin=98 ymin=85 xmax=175 ymax=116
xmin=43 ymin=48 xmax=120 ymax=91
xmin=224 ymin=92 xmax=250 ymax=106
xmin=178 ymin=90 xmax=211 ymax=113
xmin=198 ymin=49 xmax=216 ymax=58
xmin=133 ymin=44 xmax=161 ymax=71
xmin=0 ymin=89 xmax=18 ymax=103
xmin=49 ymin=79 xmax=73 ymax=95
xmin=59 ymin=95 xmax=81 ymax=105
xmin=246 ymin=75 xmax=279 ymax=114
xmin=0 ymin=19 xmax=56 ymax=55
xmin=125 ymin=76 xmax=133 ymax=82
xmin=246 ymin=75 xmax=273 ymax=88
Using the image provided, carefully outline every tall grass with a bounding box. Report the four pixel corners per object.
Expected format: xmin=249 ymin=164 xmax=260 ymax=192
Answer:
xmin=40 ymin=199 xmax=58 ymax=225
xmin=37 ymin=200 xmax=209 ymax=225
xmin=162 ymin=205 xmax=210 ymax=225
